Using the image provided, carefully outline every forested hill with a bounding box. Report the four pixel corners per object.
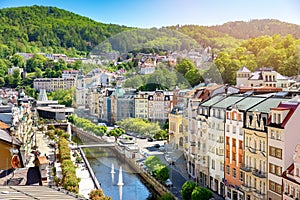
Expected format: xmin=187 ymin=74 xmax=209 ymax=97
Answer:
xmin=1 ymin=5 xmax=300 ymax=56
xmin=209 ymin=19 xmax=300 ymax=39
xmin=0 ymin=5 xmax=131 ymax=54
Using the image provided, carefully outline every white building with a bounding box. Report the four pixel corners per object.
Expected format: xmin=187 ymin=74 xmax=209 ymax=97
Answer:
xmin=236 ymin=67 xmax=290 ymax=89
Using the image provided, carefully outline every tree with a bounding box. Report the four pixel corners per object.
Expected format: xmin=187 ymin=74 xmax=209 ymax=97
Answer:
xmin=181 ymin=181 xmax=197 ymax=200
xmin=0 ymin=77 xmax=5 ymax=87
xmin=154 ymin=130 xmax=168 ymax=140
xmin=12 ymin=68 xmax=22 ymax=87
xmin=191 ymin=186 xmax=213 ymax=200
xmin=10 ymin=54 xmax=24 ymax=67
xmin=185 ymin=68 xmax=202 ymax=86
xmin=35 ymin=67 xmax=43 ymax=78
xmin=107 ymin=127 xmax=125 ymax=141
xmin=156 ymin=166 xmax=169 ymax=181
xmin=175 ymin=58 xmax=195 ymax=76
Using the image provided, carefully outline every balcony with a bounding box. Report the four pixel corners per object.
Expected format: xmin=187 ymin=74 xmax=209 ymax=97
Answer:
xmin=252 ymin=169 xmax=267 ymax=178
xmin=247 ymin=146 xmax=257 ymax=154
xmin=240 ymin=164 xmax=252 ymax=172
xmin=253 ymin=190 xmax=266 ymax=199
xmin=240 ymin=184 xmax=252 ymax=192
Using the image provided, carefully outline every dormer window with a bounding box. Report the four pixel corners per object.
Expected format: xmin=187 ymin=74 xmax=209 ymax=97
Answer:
xmin=272 ymin=112 xmax=277 ymax=123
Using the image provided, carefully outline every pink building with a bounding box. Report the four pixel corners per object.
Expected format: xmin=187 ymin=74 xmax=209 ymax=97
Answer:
xmin=282 ymin=144 xmax=300 ymax=200
xmin=267 ymin=98 xmax=300 ymax=200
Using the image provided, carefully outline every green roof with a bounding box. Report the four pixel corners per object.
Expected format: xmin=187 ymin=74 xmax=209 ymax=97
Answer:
xmin=248 ymin=97 xmax=289 ymax=113
xmin=200 ymin=95 xmax=225 ymax=107
xmin=212 ymin=95 xmax=245 ymax=109
xmin=233 ymin=96 xmax=267 ymax=111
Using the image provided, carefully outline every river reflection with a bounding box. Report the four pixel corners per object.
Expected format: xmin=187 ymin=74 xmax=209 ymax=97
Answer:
xmin=84 ymin=147 xmax=152 ymax=200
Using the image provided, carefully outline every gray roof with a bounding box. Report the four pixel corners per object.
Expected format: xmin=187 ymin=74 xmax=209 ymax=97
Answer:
xmin=200 ymin=95 xmax=225 ymax=107
xmin=231 ymin=96 xmax=267 ymax=111
xmin=0 ymin=186 xmax=78 ymax=199
xmin=238 ymin=66 xmax=251 ymax=73
xmin=212 ymin=95 xmax=245 ymax=109
xmin=248 ymin=97 xmax=289 ymax=113
xmin=0 ymin=129 xmax=21 ymax=145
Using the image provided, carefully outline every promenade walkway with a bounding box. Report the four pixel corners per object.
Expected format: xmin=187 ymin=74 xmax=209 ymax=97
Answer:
xmin=26 ymin=131 xmax=95 ymax=199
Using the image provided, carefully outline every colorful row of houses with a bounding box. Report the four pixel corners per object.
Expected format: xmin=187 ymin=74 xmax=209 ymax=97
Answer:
xmin=169 ymin=84 xmax=300 ymax=200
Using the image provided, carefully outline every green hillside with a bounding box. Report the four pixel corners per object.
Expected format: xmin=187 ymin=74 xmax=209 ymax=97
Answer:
xmin=210 ymin=19 xmax=300 ymax=39
xmin=0 ymin=5 xmax=130 ymax=55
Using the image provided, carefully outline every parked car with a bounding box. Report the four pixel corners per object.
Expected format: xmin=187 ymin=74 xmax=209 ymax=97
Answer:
xmin=154 ymin=143 xmax=160 ymax=148
xmin=165 ymin=179 xmax=173 ymax=187
xmin=147 ymin=138 xmax=154 ymax=142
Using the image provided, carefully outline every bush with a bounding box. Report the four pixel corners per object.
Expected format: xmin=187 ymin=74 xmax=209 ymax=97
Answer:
xmin=159 ymin=193 xmax=174 ymax=200
xmin=191 ymin=186 xmax=213 ymax=200
xmin=181 ymin=181 xmax=197 ymax=200
xmin=144 ymin=156 xmax=169 ymax=182
xmin=89 ymin=189 xmax=112 ymax=200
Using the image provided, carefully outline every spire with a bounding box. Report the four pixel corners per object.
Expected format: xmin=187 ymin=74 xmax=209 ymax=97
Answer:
xmin=38 ymin=89 xmax=48 ymax=101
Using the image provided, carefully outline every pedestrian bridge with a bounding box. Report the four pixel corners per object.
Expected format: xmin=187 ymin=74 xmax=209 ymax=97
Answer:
xmin=71 ymin=143 xmax=115 ymax=149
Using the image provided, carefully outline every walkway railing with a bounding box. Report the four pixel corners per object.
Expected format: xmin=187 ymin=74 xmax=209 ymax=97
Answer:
xmin=78 ymin=147 xmax=101 ymax=190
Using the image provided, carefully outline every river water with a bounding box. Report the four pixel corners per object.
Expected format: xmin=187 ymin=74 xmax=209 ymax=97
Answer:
xmin=84 ymin=147 xmax=153 ymax=200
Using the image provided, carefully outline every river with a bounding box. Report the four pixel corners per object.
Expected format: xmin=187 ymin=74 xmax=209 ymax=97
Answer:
xmin=83 ymin=147 xmax=153 ymax=200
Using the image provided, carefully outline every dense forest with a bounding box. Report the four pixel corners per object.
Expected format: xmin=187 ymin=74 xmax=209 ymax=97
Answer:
xmin=1 ymin=5 xmax=300 ymax=89
xmin=2 ymin=6 xmax=300 ymax=58
xmin=210 ymin=19 xmax=300 ymax=39
xmin=0 ymin=5 xmax=130 ymax=56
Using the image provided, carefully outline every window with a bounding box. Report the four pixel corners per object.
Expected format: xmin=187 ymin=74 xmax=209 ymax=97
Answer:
xmin=226 ymin=165 xmax=230 ymax=174
xmin=212 ymin=159 xmax=215 ymax=169
xmin=239 ymin=127 xmax=243 ymax=136
xmin=220 ymin=162 xmax=224 ymax=171
xmin=227 ymin=188 xmax=232 ymax=199
xmin=276 ymin=132 xmax=281 ymax=140
xmin=275 ymin=148 xmax=282 ymax=159
xmin=240 ymin=171 xmax=244 ymax=181
xmin=275 ymin=166 xmax=282 ymax=176
xmin=271 ymin=130 xmax=275 ymax=139
xmin=284 ymin=183 xmax=289 ymax=193
xmin=234 ymin=113 xmax=237 ymax=120
xmin=233 ymin=126 xmax=236 ymax=134
xmin=269 ymin=180 xmax=275 ymax=192
xmin=269 ymin=146 xmax=276 ymax=157
xmin=233 ymin=168 xmax=236 ymax=178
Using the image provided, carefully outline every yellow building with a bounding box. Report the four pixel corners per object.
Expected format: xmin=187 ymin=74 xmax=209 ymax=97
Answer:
xmin=241 ymin=98 xmax=286 ymax=200
xmin=0 ymin=129 xmax=22 ymax=170
xmin=169 ymin=106 xmax=184 ymax=150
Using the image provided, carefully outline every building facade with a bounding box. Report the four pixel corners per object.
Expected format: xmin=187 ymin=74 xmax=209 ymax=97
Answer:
xmin=34 ymin=77 xmax=75 ymax=92
xmin=282 ymin=144 xmax=300 ymax=200
xmin=267 ymin=100 xmax=300 ymax=200
xmin=148 ymin=91 xmax=173 ymax=122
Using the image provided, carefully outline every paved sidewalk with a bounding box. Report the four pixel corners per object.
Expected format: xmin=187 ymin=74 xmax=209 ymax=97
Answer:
xmin=71 ymin=149 xmax=96 ymax=199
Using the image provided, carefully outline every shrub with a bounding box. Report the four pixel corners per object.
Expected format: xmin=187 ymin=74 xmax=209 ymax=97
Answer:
xmin=89 ymin=189 xmax=112 ymax=200
xmin=181 ymin=181 xmax=197 ymax=200
xmin=159 ymin=193 xmax=174 ymax=200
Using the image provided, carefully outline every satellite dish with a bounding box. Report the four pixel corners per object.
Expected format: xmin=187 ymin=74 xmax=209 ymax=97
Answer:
xmin=11 ymin=155 xmax=21 ymax=169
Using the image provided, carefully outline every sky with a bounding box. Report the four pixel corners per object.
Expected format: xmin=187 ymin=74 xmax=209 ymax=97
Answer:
xmin=0 ymin=0 xmax=300 ymax=28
